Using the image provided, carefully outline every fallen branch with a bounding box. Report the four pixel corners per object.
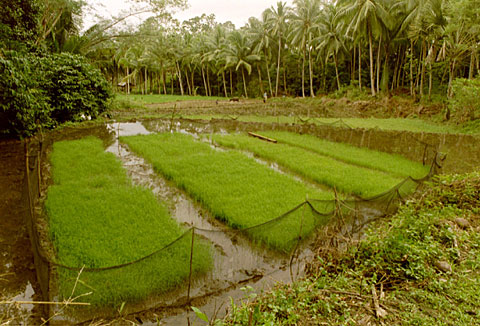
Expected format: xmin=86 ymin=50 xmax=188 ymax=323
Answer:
xmin=247 ymin=132 xmax=277 ymax=143
xmin=0 ymin=300 xmax=90 ymax=306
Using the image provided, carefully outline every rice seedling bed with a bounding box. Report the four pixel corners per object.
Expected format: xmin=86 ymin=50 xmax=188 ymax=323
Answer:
xmin=257 ymin=131 xmax=429 ymax=178
xmin=211 ymin=133 xmax=408 ymax=198
xmin=45 ymin=137 xmax=211 ymax=306
xmin=121 ymin=133 xmax=334 ymax=252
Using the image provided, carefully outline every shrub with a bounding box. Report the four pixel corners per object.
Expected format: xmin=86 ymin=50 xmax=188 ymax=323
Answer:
xmin=449 ymin=77 xmax=480 ymax=122
xmin=0 ymin=52 xmax=53 ymax=137
xmin=0 ymin=51 xmax=112 ymax=138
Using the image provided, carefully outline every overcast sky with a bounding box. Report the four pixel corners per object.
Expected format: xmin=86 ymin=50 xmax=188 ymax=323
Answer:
xmin=83 ymin=0 xmax=294 ymax=30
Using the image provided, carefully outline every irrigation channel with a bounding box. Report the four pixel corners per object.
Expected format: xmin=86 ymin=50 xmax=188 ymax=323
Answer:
xmin=0 ymin=118 xmax=479 ymax=325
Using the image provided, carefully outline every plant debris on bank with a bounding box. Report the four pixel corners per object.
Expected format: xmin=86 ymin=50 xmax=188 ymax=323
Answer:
xmin=217 ymin=172 xmax=480 ymax=325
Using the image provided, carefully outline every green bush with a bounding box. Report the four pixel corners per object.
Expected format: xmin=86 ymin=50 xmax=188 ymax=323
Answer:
xmin=0 ymin=52 xmax=53 ymax=137
xmin=0 ymin=51 xmax=112 ymax=138
xmin=449 ymin=78 xmax=480 ymax=122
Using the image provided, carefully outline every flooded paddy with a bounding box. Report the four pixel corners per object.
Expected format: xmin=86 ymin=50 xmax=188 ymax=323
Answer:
xmin=0 ymin=117 xmax=478 ymax=325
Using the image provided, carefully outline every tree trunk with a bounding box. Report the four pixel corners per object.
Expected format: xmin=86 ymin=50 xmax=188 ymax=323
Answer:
xmin=201 ymin=65 xmax=208 ymax=96
xmin=359 ymin=43 xmax=362 ymax=90
xmin=265 ymin=53 xmax=273 ymax=97
xmin=334 ymin=53 xmax=341 ymax=90
xmin=308 ymin=38 xmax=315 ymax=97
xmin=257 ymin=64 xmax=264 ymax=95
xmin=126 ymin=66 xmax=130 ymax=95
xmin=447 ymin=59 xmax=456 ymax=98
xmin=352 ymin=45 xmax=356 ymax=83
xmin=283 ymin=58 xmax=287 ymax=95
xmin=176 ymin=62 xmax=184 ymax=96
xmin=428 ymin=60 xmax=433 ymax=100
xmin=206 ymin=67 xmax=212 ymax=97
xmin=145 ymin=67 xmax=148 ymax=95
xmin=185 ymin=67 xmax=191 ymax=95
xmin=376 ymin=34 xmax=382 ymax=93
xmin=275 ymin=36 xmax=282 ymax=97
xmin=301 ymin=44 xmax=306 ymax=98
xmin=420 ymin=39 xmax=426 ymax=99
xmin=368 ymin=28 xmax=376 ymax=96
xmin=191 ymin=69 xmax=195 ymax=96
xmin=410 ymin=41 xmax=415 ymax=99
xmin=222 ymin=70 xmax=228 ymax=97
xmin=162 ymin=68 xmax=167 ymax=95
xmin=242 ymin=67 xmax=248 ymax=98
xmin=469 ymin=50 xmax=475 ymax=79
xmin=171 ymin=70 xmax=174 ymax=95
xmin=230 ymin=69 xmax=233 ymax=96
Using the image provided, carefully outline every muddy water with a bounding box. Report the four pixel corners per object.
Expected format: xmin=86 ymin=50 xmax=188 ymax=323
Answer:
xmin=0 ymin=139 xmax=43 ymax=325
xmin=105 ymin=122 xmax=312 ymax=325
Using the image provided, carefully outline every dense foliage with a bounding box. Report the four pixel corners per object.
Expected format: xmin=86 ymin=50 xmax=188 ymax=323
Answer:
xmin=0 ymin=0 xmax=41 ymax=51
xmin=449 ymin=78 xmax=480 ymax=122
xmin=0 ymin=51 xmax=112 ymax=138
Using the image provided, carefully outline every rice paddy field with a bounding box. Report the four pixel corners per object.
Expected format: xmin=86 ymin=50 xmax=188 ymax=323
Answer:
xmin=45 ymin=137 xmax=212 ymax=306
xmin=210 ymin=133 xmax=425 ymax=197
xmin=121 ymin=133 xmax=335 ymax=252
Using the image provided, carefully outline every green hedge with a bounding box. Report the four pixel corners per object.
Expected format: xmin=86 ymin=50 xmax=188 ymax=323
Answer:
xmin=0 ymin=51 xmax=112 ymax=138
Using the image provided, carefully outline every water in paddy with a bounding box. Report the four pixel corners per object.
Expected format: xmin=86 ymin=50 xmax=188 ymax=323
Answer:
xmin=1 ymin=118 xmax=478 ymax=325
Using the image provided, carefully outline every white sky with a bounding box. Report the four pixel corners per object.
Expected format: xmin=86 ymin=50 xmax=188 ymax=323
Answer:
xmin=83 ymin=0 xmax=294 ymax=31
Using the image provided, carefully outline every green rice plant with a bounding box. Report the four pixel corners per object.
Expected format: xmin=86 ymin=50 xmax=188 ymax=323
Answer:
xmin=45 ymin=137 xmax=212 ymax=306
xmin=210 ymin=133 xmax=408 ymax=198
xmin=121 ymin=133 xmax=334 ymax=252
xmin=257 ymin=131 xmax=429 ymax=179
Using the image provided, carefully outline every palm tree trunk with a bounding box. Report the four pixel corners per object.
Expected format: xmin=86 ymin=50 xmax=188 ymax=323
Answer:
xmin=176 ymin=61 xmax=184 ymax=96
xmin=162 ymin=68 xmax=167 ymax=95
xmin=222 ymin=70 xmax=228 ymax=97
xmin=358 ymin=44 xmax=362 ymax=90
xmin=420 ymin=39 xmax=426 ymax=98
xmin=201 ymin=65 xmax=208 ymax=96
xmin=283 ymin=59 xmax=287 ymax=95
xmin=145 ymin=67 xmax=148 ymax=95
xmin=308 ymin=42 xmax=315 ymax=97
xmin=206 ymin=67 xmax=212 ymax=97
xmin=368 ymin=28 xmax=376 ymax=96
xmin=469 ymin=50 xmax=475 ymax=79
xmin=334 ymin=53 xmax=341 ymax=90
xmin=376 ymin=34 xmax=382 ymax=93
xmin=275 ymin=36 xmax=282 ymax=97
xmin=301 ymin=44 xmax=306 ymax=98
xmin=242 ymin=67 xmax=248 ymax=98
xmin=191 ymin=70 xmax=195 ymax=95
xmin=230 ymin=69 xmax=233 ymax=96
xmin=265 ymin=53 xmax=273 ymax=97
xmin=257 ymin=64 xmax=264 ymax=95
xmin=126 ymin=66 xmax=130 ymax=95
xmin=410 ymin=41 xmax=415 ymax=98
xmin=428 ymin=61 xmax=433 ymax=100
xmin=352 ymin=45 xmax=356 ymax=83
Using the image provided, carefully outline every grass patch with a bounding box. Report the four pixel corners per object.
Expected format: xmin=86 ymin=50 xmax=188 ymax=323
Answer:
xmin=115 ymin=94 xmax=225 ymax=104
xmin=45 ymin=137 xmax=211 ymax=306
xmin=258 ymin=131 xmax=429 ymax=178
xmin=121 ymin=133 xmax=334 ymax=252
xmin=183 ymin=115 xmax=461 ymax=134
xmin=210 ymin=133 xmax=407 ymax=198
xmin=220 ymin=172 xmax=480 ymax=325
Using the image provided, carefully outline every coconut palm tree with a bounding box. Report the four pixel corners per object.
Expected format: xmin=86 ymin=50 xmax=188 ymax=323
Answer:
xmin=224 ymin=30 xmax=261 ymax=98
xmin=337 ymin=0 xmax=390 ymax=96
xmin=290 ymin=0 xmax=321 ymax=97
xmin=264 ymin=2 xmax=292 ymax=96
